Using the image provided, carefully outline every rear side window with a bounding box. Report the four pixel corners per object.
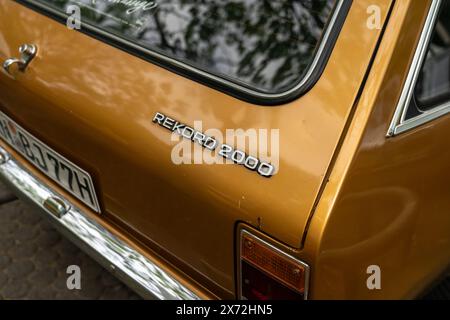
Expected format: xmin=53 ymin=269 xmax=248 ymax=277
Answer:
xmin=20 ymin=0 xmax=349 ymax=103
xmin=388 ymin=0 xmax=450 ymax=136
xmin=409 ymin=0 xmax=450 ymax=117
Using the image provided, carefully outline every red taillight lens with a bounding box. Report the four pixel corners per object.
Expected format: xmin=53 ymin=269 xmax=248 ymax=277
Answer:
xmin=239 ymin=231 xmax=309 ymax=300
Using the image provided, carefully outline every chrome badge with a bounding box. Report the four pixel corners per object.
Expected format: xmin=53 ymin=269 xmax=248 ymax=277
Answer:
xmin=153 ymin=112 xmax=275 ymax=178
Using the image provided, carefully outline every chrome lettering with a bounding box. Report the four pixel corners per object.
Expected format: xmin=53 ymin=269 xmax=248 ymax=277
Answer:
xmin=152 ymin=112 xmax=275 ymax=177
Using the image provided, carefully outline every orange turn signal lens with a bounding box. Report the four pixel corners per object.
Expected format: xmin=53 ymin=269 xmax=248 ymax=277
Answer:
xmin=239 ymin=231 xmax=309 ymax=300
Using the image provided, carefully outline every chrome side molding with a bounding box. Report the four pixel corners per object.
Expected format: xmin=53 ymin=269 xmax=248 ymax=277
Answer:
xmin=0 ymin=145 xmax=201 ymax=300
xmin=387 ymin=0 xmax=448 ymax=137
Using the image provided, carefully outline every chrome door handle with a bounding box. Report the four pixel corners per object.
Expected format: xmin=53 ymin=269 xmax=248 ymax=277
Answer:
xmin=3 ymin=44 xmax=37 ymax=76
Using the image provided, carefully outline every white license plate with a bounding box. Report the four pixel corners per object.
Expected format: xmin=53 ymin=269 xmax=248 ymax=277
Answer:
xmin=0 ymin=111 xmax=100 ymax=213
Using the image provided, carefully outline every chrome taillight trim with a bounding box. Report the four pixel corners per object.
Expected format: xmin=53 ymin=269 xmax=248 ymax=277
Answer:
xmin=0 ymin=145 xmax=201 ymax=300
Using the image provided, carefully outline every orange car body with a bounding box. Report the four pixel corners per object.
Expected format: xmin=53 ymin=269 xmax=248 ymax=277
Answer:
xmin=0 ymin=0 xmax=449 ymax=299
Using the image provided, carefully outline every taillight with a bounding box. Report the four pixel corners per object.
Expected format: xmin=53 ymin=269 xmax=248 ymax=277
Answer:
xmin=238 ymin=230 xmax=309 ymax=300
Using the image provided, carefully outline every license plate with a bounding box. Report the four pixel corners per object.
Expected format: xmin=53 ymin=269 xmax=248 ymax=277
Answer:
xmin=0 ymin=111 xmax=100 ymax=213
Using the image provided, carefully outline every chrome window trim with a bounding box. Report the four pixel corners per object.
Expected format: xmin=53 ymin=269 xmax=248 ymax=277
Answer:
xmin=16 ymin=0 xmax=349 ymax=105
xmin=0 ymin=145 xmax=201 ymax=300
xmin=387 ymin=0 xmax=449 ymax=137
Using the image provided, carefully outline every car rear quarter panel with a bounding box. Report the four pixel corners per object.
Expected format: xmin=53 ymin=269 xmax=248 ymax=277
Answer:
xmin=305 ymin=0 xmax=450 ymax=299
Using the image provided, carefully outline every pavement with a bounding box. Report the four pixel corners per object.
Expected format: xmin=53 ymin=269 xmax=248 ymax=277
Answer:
xmin=0 ymin=181 xmax=140 ymax=300
xmin=0 ymin=180 xmax=448 ymax=300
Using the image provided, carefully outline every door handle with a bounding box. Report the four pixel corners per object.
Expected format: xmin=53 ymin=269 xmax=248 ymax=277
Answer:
xmin=3 ymin=44 xmax=37 ymax=76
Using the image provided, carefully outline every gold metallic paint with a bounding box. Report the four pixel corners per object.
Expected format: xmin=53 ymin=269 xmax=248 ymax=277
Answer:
xmin=2 ymin=0 xmax=445 ymax=300
xmin=305 ymin=0 xmax=450 ymax=299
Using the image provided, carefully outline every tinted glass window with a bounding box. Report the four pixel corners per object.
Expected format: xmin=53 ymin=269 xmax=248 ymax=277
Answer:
xmin=26 ymin=0 xmax=337 ymax=94
xmin=414 ymin=0 xmax=450 ymax=112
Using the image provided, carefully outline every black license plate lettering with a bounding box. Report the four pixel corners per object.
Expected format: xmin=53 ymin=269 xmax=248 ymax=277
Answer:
xmin=31 ymin=142 xmax=49 ymax=172
xmin=0 ymin=112 xmax=100 ymax=212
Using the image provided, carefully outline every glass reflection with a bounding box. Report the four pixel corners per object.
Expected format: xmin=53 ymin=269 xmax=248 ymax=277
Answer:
xmin=37 ymin=0 xmax=336 ymax=93
xmin=415 ymin=0 xmax=450 ymax=111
